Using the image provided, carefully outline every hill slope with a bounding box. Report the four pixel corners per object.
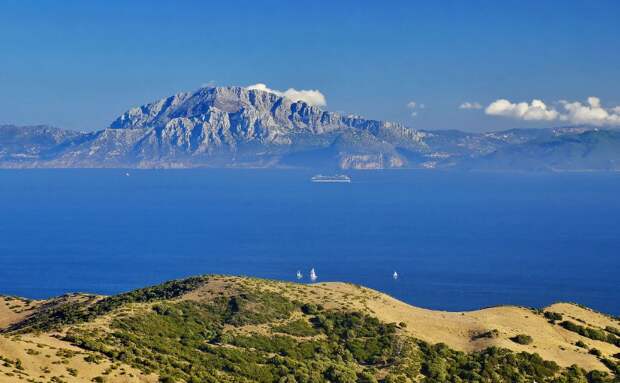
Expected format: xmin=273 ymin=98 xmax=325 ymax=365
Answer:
xmin=467 ymin=130 xmax=620 ymax=171
xmin=1 ymin=275 xmax=619 ymax=382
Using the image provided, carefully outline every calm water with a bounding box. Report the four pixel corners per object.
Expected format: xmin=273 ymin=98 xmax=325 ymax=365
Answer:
xmin=0 ymin=169 xmax=618 ymax=315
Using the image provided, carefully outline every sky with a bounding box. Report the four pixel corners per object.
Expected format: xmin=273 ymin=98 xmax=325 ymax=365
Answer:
xmin=1 ymin=0 xmax=619 ymax=132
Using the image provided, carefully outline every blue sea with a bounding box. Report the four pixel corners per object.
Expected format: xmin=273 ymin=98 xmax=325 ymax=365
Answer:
xmin=0 ymin=169 xmax=618 ymax=315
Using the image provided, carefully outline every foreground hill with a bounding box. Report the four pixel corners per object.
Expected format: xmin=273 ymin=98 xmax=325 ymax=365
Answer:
xmin=2 ymin=86 xmax=620 ymax=170
xmin=1 ymin=276 xmax=619 ymax=382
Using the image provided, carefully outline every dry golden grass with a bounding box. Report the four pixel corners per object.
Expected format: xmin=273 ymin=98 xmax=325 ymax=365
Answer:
xmin=1 ymin=276 xmax=618 ymax=379
xmin=0 ymin=296 xmax=38 ymax=328
xmin=186 ymin=277 xmax=619 ymax=372
xmin=312 ymin=282 xmax=619 ymax=372
xmin=0 ymin=333 xmax=156 ymax=383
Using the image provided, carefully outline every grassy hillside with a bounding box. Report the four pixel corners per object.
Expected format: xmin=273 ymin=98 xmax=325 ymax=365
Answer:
xmin=1 ymin=275 xmax=619 ymax=382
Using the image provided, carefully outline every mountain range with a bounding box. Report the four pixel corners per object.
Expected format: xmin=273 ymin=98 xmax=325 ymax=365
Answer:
xmin=2 ymin=85 xmax=619 ymax=171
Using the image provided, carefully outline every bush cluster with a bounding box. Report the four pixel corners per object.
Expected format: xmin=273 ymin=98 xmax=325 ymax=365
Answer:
xmin=510 ymin=334 xmax=534 ymax=345
xmin=560 ymin=321 xmax=620 ymax=347
xmin=60 ymin=287 xmax=620 ymax=383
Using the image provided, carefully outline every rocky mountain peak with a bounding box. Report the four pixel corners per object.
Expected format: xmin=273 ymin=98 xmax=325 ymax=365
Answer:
xmin=2 ymin=85 xmax=618 ymax=171
xmin=108 ymin=86 xmax=328 ymax=132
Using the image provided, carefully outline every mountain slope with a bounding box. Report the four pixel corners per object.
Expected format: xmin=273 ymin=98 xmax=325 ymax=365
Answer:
xmin=1 ymin=87 xmax=620 ymax=170
xmin=466 ymin=129 xmax=620 ymax=171
xmin=0 ymin=125 xmax=84 ymax=162
xmin=2 ymin=276 xmax=619 ymax=382
xmin=0 ymin=87 xmax=431 ymax=169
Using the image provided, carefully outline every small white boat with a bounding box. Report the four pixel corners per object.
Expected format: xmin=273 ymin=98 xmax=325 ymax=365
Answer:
xmin=393 ymin=271 xmax=399 ymax=280
xmin=296 ymin=270 xmax=303 ymax=280
xmin=125 ymin=172 xmax=131 ymax=177
xmin=310 ymin=268 xmax=318 ymax=282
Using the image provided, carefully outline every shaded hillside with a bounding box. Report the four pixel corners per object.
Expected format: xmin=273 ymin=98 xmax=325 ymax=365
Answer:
xmin=466 ymin=130 xmax=620 ymax=171
xmin=2 ymin=275 xmax=620 ymax=382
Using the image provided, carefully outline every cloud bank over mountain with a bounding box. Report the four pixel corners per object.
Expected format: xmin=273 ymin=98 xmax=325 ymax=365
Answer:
xmin=246 ymin=83 xmax=327 ymax=107
xmin=485 ymin=99 xmax=559 ymax=121
xmin=485 ymin=97 xmax=620 ymax=126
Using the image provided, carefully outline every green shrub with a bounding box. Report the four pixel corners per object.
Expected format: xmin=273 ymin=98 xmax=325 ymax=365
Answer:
xmin=544 ymin=311 xmax=563 ymax=322
xmin=272 ymin=319 xmax=319 ymax=337
xmin=510 ymin=334 xmax=533 ymax=345
xmin=560 ymin=321 xmax=620 ymax=347
xmin=6 ymin=276 xmax=209 ymax=333
xmin=605 ymin=326 xmax=620 ymax=337
xmin=576 ymin=340 xmax=588 ymax=348
xmin=471 ymin=329 xmax=499 ymax=340
xmin=210 ymin=291 xmax=296 ymax=326
xmin=324 ymin=365 xmax=357 ymax=383
xmin=301 ymin=303 xmax=320 ymax=315
xmin=357 ymin=371 xmax=379 ymax=383
xmin=589 ymin=348 xmax=602 ymax=357
xmin=36 ymin=277 xmax=619 ymax=383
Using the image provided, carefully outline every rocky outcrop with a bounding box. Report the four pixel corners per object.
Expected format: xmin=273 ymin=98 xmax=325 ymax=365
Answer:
xmin=1 ymin=86 xmax=618 ymax=170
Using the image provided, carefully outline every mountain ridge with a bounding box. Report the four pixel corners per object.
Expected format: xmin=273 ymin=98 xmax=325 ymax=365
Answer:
xmin=1 ymin=86 xmax=619 ymax=171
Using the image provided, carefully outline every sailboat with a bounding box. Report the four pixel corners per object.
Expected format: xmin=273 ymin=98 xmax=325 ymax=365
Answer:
xmin=310 ymin=268 xmax=317 ymax=282
xmin=296 ymin=270 xmax=303 ymax=280
xmin=393 ymin=271 xmax=399 ymax=280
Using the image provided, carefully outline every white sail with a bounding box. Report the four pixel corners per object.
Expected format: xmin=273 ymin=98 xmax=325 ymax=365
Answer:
xmin=310 ymin=268 xmax=317 ymax=282
xmin=393 ymin=271 xmax=398 ymax=280
xmin=296 ymin=270 xmax=303 ymax=280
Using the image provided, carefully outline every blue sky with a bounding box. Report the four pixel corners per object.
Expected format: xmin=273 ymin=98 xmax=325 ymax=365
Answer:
xmin=1 ymin=0 xmax=619 ymax=132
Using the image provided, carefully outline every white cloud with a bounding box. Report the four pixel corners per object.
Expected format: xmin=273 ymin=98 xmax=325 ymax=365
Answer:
xmin=485 ymin=99 xmax=558 ymax=121
xmin=558 ymin=97 xmax=620 ymax=126
xmin=459 ymin=102 xmax=482 ymax=110
xmin=246 ymin=83 xmax=326 ymax=107
xmin=484 ymin=97 xmax=620 ymax=126
xmin=406 ymin=100 xmax=424 ymax=117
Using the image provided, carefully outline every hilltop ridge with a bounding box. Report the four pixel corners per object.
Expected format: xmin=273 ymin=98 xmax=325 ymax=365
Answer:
xmin=1 ymin=275 xmax=619 ymax=382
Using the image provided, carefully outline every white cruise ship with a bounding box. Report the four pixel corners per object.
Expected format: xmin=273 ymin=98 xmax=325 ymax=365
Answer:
xmin=311 ymin=174 xmax=351 ymax=183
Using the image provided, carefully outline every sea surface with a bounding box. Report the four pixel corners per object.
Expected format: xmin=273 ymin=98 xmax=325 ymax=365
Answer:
xmin=0 ymin=169 xmax=619 ymax=315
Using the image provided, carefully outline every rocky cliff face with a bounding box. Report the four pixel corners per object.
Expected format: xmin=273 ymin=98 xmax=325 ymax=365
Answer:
xmin=0 ymin=86 xmax=426 ymax=169
xmin=1 ymin=86 xmax=618 ymax=170
xmin=102 ymin=86 xmax=426 ymax=168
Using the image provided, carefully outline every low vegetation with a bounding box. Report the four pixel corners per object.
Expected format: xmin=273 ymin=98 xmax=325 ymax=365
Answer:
xmin=560 ymin=321 xmax=620 ymax=347
xmin=2 ymin=276 xmax=209 ymax=333
xmin=471 ymin=329 xmax=499 ymax=340
xmin=272 ymin=318 xmax=320 ymax=337
xmin=544 ymin=311 xmax=564 ymax=323
xmin=2 ymin=276 xmax=620 ymax=382
xmin=510 ymin=334 xmax=534 ymax=345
